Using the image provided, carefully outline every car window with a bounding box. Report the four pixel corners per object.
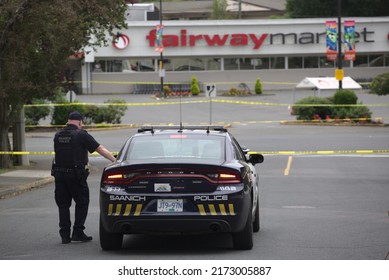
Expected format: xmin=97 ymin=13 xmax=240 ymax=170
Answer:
xmin=231 ymin=137 xmax=246 ymax=161
xmin=126 ymin=134 xmax=225 ymax=161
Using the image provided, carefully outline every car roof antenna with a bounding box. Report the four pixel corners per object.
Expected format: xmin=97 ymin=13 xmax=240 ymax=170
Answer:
xmin=179 ymin=90 xmax=183 ymax=132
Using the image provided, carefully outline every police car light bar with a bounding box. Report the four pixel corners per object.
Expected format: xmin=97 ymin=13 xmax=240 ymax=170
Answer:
xmin=137 ymin=125 xmax=228 ymax=133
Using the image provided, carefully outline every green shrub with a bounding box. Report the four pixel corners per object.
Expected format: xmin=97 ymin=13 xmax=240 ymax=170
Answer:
xmin=370 ymin=72 xmax=389 ymax=95
xmin=293 ymin=96 xmax=333 ymax=120
xmin=190 ymin=76 xmax=200 ymax=96
xmin=332 ymin=104 xmax=372 ymax=120
xmin=255 ymin=78 xmax=263 ymax=94
xmin=333 ymin=89 xmax=358 ymax=104
xmin=91 ymin=99 xmax=127 ymax=124
xmin=25 ymin=98 xmax=51 ymax=126
xmin=51 ymin=93 xmax=96 ymax=125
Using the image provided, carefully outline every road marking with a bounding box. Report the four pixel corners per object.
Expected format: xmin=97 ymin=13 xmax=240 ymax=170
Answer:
xmin=284 ymin=156 xmax=293 ymax=176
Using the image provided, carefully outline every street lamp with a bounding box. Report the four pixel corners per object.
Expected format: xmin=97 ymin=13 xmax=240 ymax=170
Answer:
xmin=337 ymin=0 xmax=343 ymax=89
xmin=159 ymin=0 xmax=165 ymax=98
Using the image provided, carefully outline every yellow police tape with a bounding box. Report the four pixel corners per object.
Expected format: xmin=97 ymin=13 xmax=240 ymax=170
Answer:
xmin=23 ymin=99 xmax=389 ymax=108
xmin=1 ymin=150 xmax=389 ymax=156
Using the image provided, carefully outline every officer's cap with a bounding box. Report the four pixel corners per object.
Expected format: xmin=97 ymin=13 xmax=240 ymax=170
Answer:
xmin=68 ymin=111 xmax=84 ymax=121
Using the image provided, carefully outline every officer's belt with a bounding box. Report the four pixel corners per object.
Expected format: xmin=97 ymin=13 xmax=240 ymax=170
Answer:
xmin=54 ymin=166 xmax=87 ymax=173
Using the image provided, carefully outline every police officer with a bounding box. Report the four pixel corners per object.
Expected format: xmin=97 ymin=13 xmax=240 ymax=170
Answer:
xmin=53 ymin=111 xmax=116 ymax=244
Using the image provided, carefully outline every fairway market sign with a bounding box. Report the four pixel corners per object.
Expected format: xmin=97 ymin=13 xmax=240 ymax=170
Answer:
xmin=146 ymin=28 xmax=375 ymax=50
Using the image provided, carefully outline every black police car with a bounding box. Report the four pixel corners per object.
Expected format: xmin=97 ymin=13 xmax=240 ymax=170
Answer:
xmin=99 ymin=125 xmax=264 ymax=250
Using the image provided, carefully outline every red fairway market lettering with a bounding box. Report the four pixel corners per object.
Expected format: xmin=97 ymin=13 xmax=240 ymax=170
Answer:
xmin=146 ymin=29 xmax=268 ymax=50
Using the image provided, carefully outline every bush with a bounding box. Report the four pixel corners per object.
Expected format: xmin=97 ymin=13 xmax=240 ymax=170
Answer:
xmin=190 ymin=76 xmax=200 ymax=96
xmin=332 ymin=104 xmax=372 ymax=120
xmin=370 ymin=72 xmax=389 ymax=95
xmin=293 ymin=90 xmax=372 ymax=122
xmin=91 ymin=99 xmax=127 ymax=124
xmin=51 ymin=93 xmax=96 ymax=125
xmin=293 ymin=96 xmax=333 ymax=120
xmin=51 ymin=97 xmax=127 ymax=125
xmin=255 ymin=78 xmax=263 ymax=94
xmin=333 ymin=89 xmax=358 ymax=104
xmin=25 ymin=98 xmax=51 ymax=126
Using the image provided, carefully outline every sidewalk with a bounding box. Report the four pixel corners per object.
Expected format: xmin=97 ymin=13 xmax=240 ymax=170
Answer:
xmin=0 ymin=170 xmax=53 ymax=199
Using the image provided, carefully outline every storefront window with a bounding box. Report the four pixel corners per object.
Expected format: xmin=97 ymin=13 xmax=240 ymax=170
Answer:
xmin=224 ymin=58 xmax=240 ymax=70
xmin=304 ymin=57 xmax=319 ymax=68
xmin=288 ymin=57 xmax=303 ymax=69
xmin=168 ymin=58 xmax=207 ymax=71
xmin=270 ymin=57 xmax=285 ymax=69
xmin=368 ymin=55 xmax=384 ymax=67
xmin=319 ymin=56 xmax=335 ymax=68
xmin=122 ymin=59 xmax=155 ymax=72
xmin=353 ymin=55 xmax=368 ymax=67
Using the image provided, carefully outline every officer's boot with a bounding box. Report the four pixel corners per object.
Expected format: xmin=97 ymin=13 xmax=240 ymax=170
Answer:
xmin=71 ymin=229 xmax=93 ymax=242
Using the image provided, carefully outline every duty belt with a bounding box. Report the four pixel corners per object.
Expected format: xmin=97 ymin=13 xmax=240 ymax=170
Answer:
xmin=54 ymin=166 xmax=87 ymax=173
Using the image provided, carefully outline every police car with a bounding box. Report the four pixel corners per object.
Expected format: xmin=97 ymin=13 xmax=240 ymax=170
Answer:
xmin=99 ymin=125 xmax=264 ymax=250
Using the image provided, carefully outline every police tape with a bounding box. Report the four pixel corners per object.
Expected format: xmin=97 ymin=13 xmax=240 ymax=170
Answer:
xmin=23 ymin=100 xmax=389 ymax=108
xmin=68 ymin=80 xmax=298 ymax=86
xmin=2 ymin=150 xmax=389 ymax=156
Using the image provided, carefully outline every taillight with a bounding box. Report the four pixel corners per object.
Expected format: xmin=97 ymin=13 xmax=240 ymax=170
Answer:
xmin=206 ymin=172 xmax=242 ymax=184
xmin=103 ymin=171 xmax=139 ymax=184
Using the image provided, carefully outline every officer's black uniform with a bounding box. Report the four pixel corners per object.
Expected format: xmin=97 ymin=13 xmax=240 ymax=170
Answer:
xmin=53 ymin=112 xmax=100 ymax=244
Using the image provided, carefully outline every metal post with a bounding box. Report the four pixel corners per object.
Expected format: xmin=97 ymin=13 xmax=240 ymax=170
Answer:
xmin=160 ymin=0 xmax=164 ymax=98
xmin=337 ymin=0 xmax=343 ymax=89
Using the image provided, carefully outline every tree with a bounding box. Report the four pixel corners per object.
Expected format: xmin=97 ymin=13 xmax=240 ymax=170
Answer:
xmin=0 ymin=0 xmax=128 ymax=168
xmin=211 ymin=0 xmax=229 ymax=20
xmin=286 ymin=0 xmax=389 ymax=18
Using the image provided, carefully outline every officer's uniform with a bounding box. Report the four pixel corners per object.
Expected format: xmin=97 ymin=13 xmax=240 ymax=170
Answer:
xmin=53 ymin=112 xmax=100 ymax=243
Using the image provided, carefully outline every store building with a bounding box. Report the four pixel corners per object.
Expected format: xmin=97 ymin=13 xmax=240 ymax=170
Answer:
xmin=78 ymin=12 xmax=389 ymax=94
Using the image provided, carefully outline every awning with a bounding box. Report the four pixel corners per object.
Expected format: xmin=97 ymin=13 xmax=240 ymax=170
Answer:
xmin=296 ymin=77 xmax=362 ymax=90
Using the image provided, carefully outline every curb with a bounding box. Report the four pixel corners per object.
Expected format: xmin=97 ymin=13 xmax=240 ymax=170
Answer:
xmin=0 ymin=177 xmax=54 ymax=200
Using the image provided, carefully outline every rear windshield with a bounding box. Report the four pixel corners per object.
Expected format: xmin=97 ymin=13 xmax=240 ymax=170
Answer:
xmin=125 ymin=133 xmax=225 ymax=162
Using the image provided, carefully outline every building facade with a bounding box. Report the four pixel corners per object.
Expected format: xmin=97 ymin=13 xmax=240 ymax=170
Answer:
xmin=79 ymin=17 xmax=389 ymax=94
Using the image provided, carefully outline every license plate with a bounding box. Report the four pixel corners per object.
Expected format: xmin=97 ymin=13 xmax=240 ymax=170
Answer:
xmin=157 ymin=199 xmax=183 ymax=212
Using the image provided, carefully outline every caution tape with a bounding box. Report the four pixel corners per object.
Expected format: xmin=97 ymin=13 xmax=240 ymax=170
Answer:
xmin=2 ymin=150 xmax=389 ymax=156
xmin=23 ymin=99 xmax=389 ymax=108
xmin=249 ymin=150 xmax=389 ymax=155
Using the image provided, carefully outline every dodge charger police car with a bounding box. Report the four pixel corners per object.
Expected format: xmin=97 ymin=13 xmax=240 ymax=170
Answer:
xmin=99 ymin=125 xmax=264 ymax=250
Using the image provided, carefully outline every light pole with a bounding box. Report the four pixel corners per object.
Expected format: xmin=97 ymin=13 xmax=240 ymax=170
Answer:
xmin=159 ymin=0 xmax=165 ymax=98
xmin=337 ymin=0 xmax=343 ymax=89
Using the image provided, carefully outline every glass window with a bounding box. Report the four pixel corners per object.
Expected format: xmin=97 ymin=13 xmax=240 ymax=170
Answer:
xmin=353 ymin=55 xmax=368 ymax=67
xmin=224 ymin=58 xmax=240 ymax=70
xmin=126 ymin=134 xmax=225 ymax=162
xmin=369 ymin=55 xmax=384 ymax=67
xmin=304 ymin=57 xmax=319 ymax=68
xmin=319 ymin=56 xmax=335 ymax=68
xmin=270 ymin=57 xmax=285 ymax=69
xmin=288 ymin=57 xmax=303 ymax=69
xmin=93 ymin=60 xmax=105 ymax=72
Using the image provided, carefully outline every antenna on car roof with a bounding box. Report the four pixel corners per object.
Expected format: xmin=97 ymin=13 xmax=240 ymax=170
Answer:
xmin=179 ymin=91 xmax=183 ymax=131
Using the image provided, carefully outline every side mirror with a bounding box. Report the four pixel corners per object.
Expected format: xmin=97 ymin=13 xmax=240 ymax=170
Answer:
xmin=248 ymin=153 xmax=264 ymax=165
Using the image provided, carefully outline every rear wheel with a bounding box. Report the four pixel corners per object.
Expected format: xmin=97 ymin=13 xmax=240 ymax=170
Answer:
xmin=232 ymin=207 xmax=253 ymax=250
xmin=99 ymin=217 xmax=123 ymax=250
xmin=253 ymin=197 xmax=260 ymax=232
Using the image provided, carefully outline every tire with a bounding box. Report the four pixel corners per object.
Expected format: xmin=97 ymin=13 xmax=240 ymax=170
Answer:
xmin=232 ymin=208 xmax=253 ymax=250
xmin=99 ymin=217 xmax=123 ymax=250
xmin=253 ymin=198 xmax=260 ymax=233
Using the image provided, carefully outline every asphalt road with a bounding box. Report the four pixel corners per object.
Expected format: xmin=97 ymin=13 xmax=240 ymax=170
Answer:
xmin=1 ymin=120 xmax=388 ymax=260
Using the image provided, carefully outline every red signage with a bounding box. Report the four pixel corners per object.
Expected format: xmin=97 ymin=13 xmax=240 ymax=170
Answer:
xmin=144 ymin=28 xmax=375 ymax=51
xmin=146 ymin=29 xmax=268 ymax=50
xmin=112 ymin=33 xmax=130 ymax=49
